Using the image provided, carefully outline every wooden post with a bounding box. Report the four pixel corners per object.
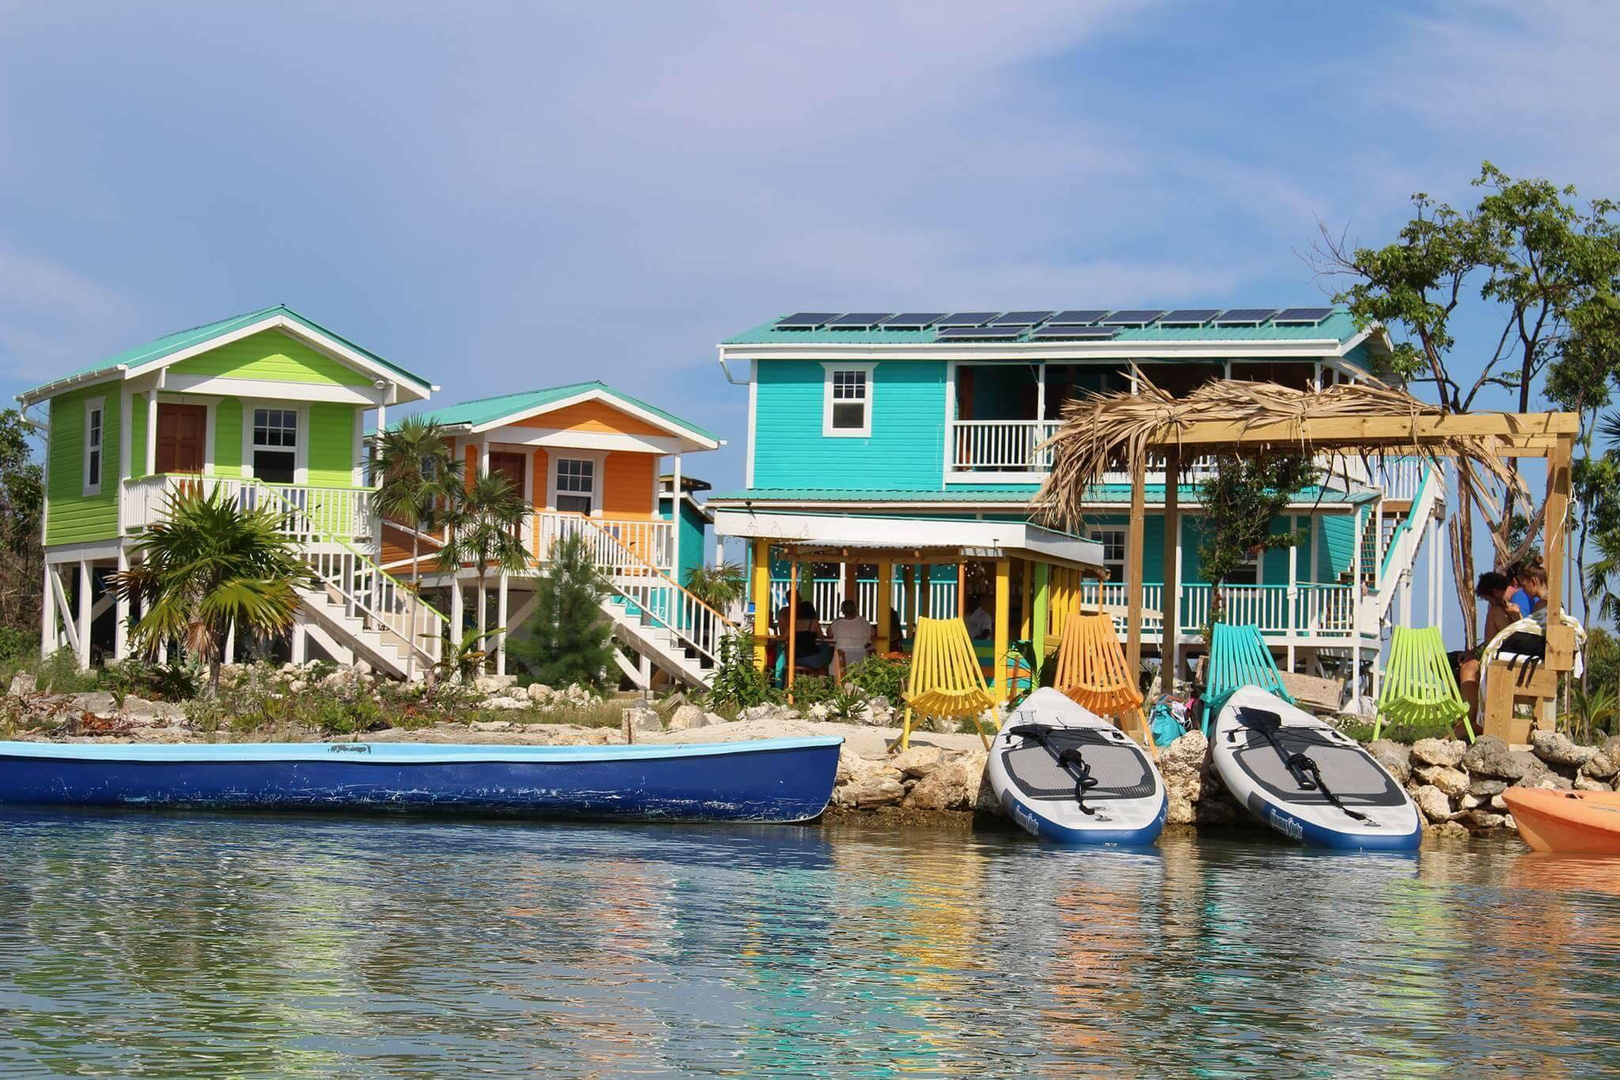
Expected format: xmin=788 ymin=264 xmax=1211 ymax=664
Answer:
xmin=786 ymin=555 xmax=799 ymax=696
xmin=902 ymin=563 xmax=916 ymax=640
xmin=1033 ymin=561 xmax=1050 ymax=676
xmin=876 ymin=560 xmax=893 ymax=654
xmin=993 ymin=558 xmax=1011 ymax=701
xmin=1125 ymin=453 xmax=1147 ymax=680
xmin=1161 ymin=447 xmax=1179 ymax=687
xmin=1546 ymin=436 xmax=1573 ymax=618
xmin=751 ymin=538 xmax=770 ymax=670
xmin=1019 ymin=559 xmax=1032 ymax=640
xmin=957 ymin=561 xmax=967 ymax=618
xmin=919 ymin=565 xmax=932 ymax=619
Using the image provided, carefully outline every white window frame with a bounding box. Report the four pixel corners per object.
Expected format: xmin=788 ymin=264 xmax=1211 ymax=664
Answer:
xmin=242 ymin=402 xmax=307 ymax=484
xmin=821 ymin=362 xmax=874 ymax=438
xmin=82 ymin=397 xmax=105 ymax=496
xmin=1087 ymin=527 xmax=1126 ymax=580
xmin=547 ymin=451 xmax=606 ymax=516
xmin=250 ymin=406 xmax=300 ymax=485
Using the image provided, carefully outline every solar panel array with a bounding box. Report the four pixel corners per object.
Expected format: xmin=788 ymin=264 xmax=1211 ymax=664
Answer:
xmin=772 ymin=306 xmax=1337 ymax=336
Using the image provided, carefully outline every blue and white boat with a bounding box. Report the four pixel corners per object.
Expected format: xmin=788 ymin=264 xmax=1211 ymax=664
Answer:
xmin=0 ymin=737 xmax=843 ymax=823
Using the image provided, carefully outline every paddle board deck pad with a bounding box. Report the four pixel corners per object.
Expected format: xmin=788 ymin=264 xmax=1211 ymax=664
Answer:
xmin=987 ymin=687 xmax=1166 ymax=846
xmin=1211 ymin=686 xmax=1421 ymax=851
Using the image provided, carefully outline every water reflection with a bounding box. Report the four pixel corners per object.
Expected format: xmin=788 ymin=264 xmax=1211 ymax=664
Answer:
xmin=0 ymin=811 xmax=1615 ymax=1076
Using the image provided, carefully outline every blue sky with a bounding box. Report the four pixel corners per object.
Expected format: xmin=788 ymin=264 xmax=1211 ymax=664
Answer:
xmin=1 ymin=0 xmax=1614 ymax=500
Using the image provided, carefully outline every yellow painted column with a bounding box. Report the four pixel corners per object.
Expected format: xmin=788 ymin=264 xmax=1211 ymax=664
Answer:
xmin=994 ymin=559 xmax=1011 ymax=701
xmin=751 ymin=538 xmax=770 ymax=670
xmin=1033 ymin=561 xmax=1050 ymax=676
xmin=1019 ymin=560 xmax=1032 ymax=640
xmin=876 ymin=560 xmax=893 ymax=654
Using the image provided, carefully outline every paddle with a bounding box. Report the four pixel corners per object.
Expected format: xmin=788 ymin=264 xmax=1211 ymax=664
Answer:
xmin=1006 ymin=723 xmax=1099 ymax=815
xmin=1235 ymin=707 xmax=1368 ymax=824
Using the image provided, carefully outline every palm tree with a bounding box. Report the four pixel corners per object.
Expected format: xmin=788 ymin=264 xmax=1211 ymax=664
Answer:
xmin=686 ymin=561 xmax=746 ymax=611
xmin=372 ymin=417 xmax=462 ymax=676
xmin=436 ymin=470 xmax=530 ymax=665
xmin=112 ymin=485 xmax=313 ymax=693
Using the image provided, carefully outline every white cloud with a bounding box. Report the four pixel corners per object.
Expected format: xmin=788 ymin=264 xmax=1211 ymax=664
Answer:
xmin=0 ymin=242 xmax=133 ymax=384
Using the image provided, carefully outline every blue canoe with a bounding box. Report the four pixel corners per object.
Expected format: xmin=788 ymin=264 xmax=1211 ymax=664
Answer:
xmin=0 ymin=737 xmax=844 ymax=823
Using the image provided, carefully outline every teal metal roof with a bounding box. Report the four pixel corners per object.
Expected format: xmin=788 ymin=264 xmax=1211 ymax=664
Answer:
xmin=723 ymin=309 xmax=1366 ymax=347
xmin=18 ymin=304 xmax=434 ymax=402
xmin=711 ymin=484 xmax=1375 ymax=506
xmin=409 ymin=381 xmax=721 ymax=443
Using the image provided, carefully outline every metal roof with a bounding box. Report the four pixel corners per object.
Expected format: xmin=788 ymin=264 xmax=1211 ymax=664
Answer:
xmin=408 ymin=380 xmax=721 ymax=444
xmin=722 ymin=309 xmax=1365 ymax=347
xmin=710 ymin=484 xmax=1375 ymax=507
xmin=17 ymin=304 xmax=435 ymax=403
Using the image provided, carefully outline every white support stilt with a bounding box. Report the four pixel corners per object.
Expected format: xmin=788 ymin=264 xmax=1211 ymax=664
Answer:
xmin=291 ymin=619 xmax=308 ymax=665
xmin=476 ymin=580 xmax=488 ymax=656
xmin=450 ymin=577 xmax=464 ymax=639
xmin=40 ymin=562 xmax=56 ymax=657
xmin=495 ymin=572 xmax=509 ymax=676
xmin=224 ymin=620 xmax=236 ymax=665
xmin=670 ymin=451 xmax=682 ymax=581
xmin=76 ymin=560 xmax=92 ymax=670
xmin=114 ymin=547 xmax=130 ymax=660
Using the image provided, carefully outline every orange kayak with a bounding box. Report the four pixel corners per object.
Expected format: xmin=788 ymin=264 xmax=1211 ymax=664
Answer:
xmin=1502 ymin=787 xmax=1620 ymax=854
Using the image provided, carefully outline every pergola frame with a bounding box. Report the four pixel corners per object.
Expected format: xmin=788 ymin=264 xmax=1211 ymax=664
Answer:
xmin=1119 ymin=411 xmax=1579 ymax=723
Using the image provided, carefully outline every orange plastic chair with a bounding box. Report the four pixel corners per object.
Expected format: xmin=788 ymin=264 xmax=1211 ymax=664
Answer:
xmin=1054 ymin=611 xmax=1156 ymax=756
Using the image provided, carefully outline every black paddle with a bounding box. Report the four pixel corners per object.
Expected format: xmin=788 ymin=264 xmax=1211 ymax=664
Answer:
xmin=1235 ymin=708 xmax=1369 ymax=824
xmin=1007 ymin=724 xmax=1098 ymax=815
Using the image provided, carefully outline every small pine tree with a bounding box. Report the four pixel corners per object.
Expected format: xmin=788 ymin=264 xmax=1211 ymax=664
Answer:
xmin=508 ymin=533 xmax=615 ymax=689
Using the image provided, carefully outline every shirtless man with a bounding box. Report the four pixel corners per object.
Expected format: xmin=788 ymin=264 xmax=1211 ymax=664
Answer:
xmin=1457 ymin=571 xmax=1521 ymax=729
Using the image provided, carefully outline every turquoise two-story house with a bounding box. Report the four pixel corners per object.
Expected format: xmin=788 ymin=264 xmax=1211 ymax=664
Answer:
xmin=710 ymin=307 xmax=1448 ymax=690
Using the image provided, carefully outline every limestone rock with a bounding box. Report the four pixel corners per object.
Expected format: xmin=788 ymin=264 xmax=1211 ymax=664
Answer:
xmin=903 ymin=751 xmax=990 ymax=812
xmin=1580 ymin=751 xmax=1618 ymax=781
xmin=1158 ymin=730 xmax=1208 ymax=826
xmin=288 ymin=680 xmax=308 ymax=694
xmin=835 ymin=756 xmax=906 ymax=808
xmin=1411 ymin=737 xmax=1465 ymax=768
xmin=742 ymin=703 xmax=793 ymax=723
xmin=1459 ymin=793 xmax=1483 ymax=810
xmin=1462 ymin=736 xmax=1527 ymax=780
xmin=1434 ymin=820 xmax=1471 ymax=838
xmin=1413 ymin=784 xmax=1455 ymax=823
xmin=353 ymin=660 xmax=372 ymax=677
xmin=1414 ymin=765 xmax=1470 ymax=798
xmin=666 ymin=703 xmax=711 ymax=731
xmin=1490 ymin=793 xmax=1509 ymax=811
xmin=1574 ymin=775 xmax=1613 ymax=792
xmin=1465 ymin=810 xmax=1508 ymax=831
xmin=479 ymin=697 xmax=528 ymax=711
xmin=1469 ymin=777 xmax=1508 ymax=798
xmin=1531 ymin=730 xmax=1598 ymax=769
xmin=470 ymin=719 xmax=513 ymax=732
xmin=7 ymin=673 xmax=36 ymax=698
xmin=622 ymin=703 xmax=661 ymax=733
xmin=1367 ymin=740 xmax=1412 ymax=784
xmin=526 ymin=683 xmax=554 ymax=703
xmin=1194 ymin=797 xmax=1239 ymax=826
xmin=474 ymin=673 xmax=517 ymax=694
xmin=891 ymin=746 xmax=946 ymax=779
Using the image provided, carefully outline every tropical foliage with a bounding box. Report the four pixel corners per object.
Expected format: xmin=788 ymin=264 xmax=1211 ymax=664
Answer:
xmin=706 ymin=630 xmax=779 ymax=708
xmin=0 ymin=410 xmax=42 ymax=640
xmin=112 ymin=486 xmax=312 ymax=692
xmin=373 ymin=416 xmax=462 ymax=588
xmin=436 ymin=470 xmax=530 ymax=656
xmin=507 ymin=533 xmax=615 ymax=690
xmin=1197 ymin=452 xmax=1319 ymax=625
xmin=686 ymin=561 xmax=746 ymax=610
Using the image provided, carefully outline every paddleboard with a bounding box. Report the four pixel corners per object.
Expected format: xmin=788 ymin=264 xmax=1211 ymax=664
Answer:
xmin=987 ymin=687 xmax=1167 ymax=846
xmin=1211 ymin=686 xmax=1421 ymax=851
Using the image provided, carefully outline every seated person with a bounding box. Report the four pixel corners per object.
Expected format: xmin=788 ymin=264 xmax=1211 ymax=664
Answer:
xmin=1515 ymin=562 xmax=1548 ymax=615
xmin=1454 ymin=571 xmax=1521 ymax=729
xmin=827 ymin=600 xmax=875 ymax=676
xmin=964 ymin=593 xmax=993 ymax=640
xmin=793 ymin=599 xmax=830 ymax=674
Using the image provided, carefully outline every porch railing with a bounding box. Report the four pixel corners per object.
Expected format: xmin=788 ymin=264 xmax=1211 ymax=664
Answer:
xmin=122 ymin=475 xmax=377 ymax=542
xmin=524 ymin=512 xmax=674 ymax=573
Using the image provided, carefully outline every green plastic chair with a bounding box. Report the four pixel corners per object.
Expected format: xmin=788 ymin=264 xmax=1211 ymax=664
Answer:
xmin=1202 ymin=623 xmax=1294 ymax=734
xmin=1374 ymin=625 xmax=1473 ymax=743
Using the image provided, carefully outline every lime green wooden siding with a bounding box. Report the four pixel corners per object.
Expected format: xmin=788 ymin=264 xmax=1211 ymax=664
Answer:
xmin=214 ymin=399 xmax=243 ymax=477
xmin=129 ymin=392 xmax=147 ymax=476
xmin=45 ymin=387 xmax=120 ymax=546
xmin=306 ymin=403 xmax=356 ymax=487
xmin=168 ymin=329 xmax=371 ymax=387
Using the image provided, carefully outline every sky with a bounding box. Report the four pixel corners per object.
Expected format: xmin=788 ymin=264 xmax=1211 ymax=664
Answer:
xmin=1 ymin=0 xmax=1615 ymax=617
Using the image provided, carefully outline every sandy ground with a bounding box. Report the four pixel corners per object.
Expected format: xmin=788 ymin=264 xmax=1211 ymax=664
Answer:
xmin=644 ymin=718 xmax=986 ymax=758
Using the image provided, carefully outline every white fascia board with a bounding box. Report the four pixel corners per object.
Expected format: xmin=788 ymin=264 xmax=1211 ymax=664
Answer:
xmin=16 ymin=367 xmax=128 ymax=407
xmin=484 ymin=426 xmax=681 ymax=455
xmin=466 ymin=387 xmax=722 ymax=450
xmin=709 ymin=497 xmax=1357 ymax=513
xmin=718 ymin=337 xmax=1347 ymax=364
xmin=163 ymin=373 xmax=378 ymax=405
xmin=126 ymin=315 xmax=434 ymax=403
xmin=710 ymin=509 xmax=1105 ymax=566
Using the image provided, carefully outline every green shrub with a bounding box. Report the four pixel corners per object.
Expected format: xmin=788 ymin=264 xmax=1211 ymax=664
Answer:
xmin=706 ymin=631 xmax=780 ymax=709
xmin=843 ymin=655 xmax=908 ymax=701
xmin=0 ymin=626 xmax=33 ymax=664
xmin=788 ymin=674 xmax=837 ymax=707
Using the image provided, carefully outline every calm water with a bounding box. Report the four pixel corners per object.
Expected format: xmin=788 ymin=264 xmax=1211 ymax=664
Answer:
xmin=1 ymin=812 xmax=1617 ymax=1078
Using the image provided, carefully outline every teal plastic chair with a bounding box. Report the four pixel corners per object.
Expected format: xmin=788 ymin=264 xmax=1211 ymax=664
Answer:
xmin=1202 ymin=623 xmax=1294 ymax=734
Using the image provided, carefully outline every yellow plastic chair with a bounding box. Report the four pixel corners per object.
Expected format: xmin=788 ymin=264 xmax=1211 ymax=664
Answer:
xmin=1054 ymin=611 xmax=1156 ymax=756
xmin=892 ymin=617 xmax=998 ymax=751
xmin=1374 ymin=625 xmax=1473 ymax=743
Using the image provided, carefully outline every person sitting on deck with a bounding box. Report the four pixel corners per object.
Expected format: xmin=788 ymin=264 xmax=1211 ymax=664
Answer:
xmin=1513 ymin=561 xmax=1548 ymax=615
xmin=827 ymin=600 xmax=874 ymax=678
xmin=964 ymin=594 xmax=993 ymax=640
xmin=793 ymin=599 xmax=831 ymax=675
xmin=1453 ymin=571 xmax=1521 ymax=729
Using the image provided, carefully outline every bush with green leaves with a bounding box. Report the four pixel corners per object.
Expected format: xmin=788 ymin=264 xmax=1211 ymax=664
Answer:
xmin=705 ymin=630 xmax=780 ymax=709
xmin=842 ymin=655 xmax=909 ymax=702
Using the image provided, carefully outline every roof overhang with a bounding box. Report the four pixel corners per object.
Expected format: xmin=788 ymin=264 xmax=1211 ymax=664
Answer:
xmin=712 ymin=509 xmax=1107 ymax=575
xmin=709 ymin=494 xmax=1366 ymax=513
xmin=717 ymin=335 xmax=1365 ymax=368
xmin=460 ymin=387 xmax=722 ymax=452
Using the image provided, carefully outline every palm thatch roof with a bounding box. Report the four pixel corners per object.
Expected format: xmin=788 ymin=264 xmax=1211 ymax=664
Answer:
xmin=1035 ymin=379 xmax=1529 ymax=531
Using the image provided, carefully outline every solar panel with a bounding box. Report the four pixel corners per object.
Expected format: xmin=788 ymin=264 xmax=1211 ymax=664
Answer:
xmin=827 ymin=312 xmax=894 ymax=329
xmin=1100 ymin=309 xmax=1166 ymax=327
xmin=1213 ymin=308 xmax=1278 ymax=326
xmin=1028 ymin=326 xmax=1120 ymax=341
xmin=884 ymin=311 xmax=947 ymax=330
xmin=990 ymin=310 xmax=1056 ymax=327
xmin=776 ymin=312 xmax=838 ymax=329
xmin=934 ymin=311 xmax=999 ymax=328
xmin=1048 ymin=309 xmax=1110 ymax=326
xmin=1160 ymin=308 xmax=1220 ymax=327
xmin=935 ymin=326 xmax=1027 ymax=341
xmin=1273 ymin=306 xmax=1334 ymax=325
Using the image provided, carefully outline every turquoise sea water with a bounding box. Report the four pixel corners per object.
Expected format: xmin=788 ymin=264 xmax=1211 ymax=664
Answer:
xmin=1 ymin=811 xmax=1617 ymax=1077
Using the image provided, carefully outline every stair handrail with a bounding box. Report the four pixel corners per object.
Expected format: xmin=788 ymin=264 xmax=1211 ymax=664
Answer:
xmin=248 ymin=479 xmax=449 ymax=663
xmin=1372 ymin=461 xmax=1438 ymax=622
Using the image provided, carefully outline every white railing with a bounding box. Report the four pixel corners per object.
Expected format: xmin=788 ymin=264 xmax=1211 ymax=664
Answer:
xmin=574 ymin=518 xmax=732 ymax=665
xmin=1371 ymin=455 xmax=1429 ymax=502
xmin=525 ymin=512 xmax=673 ymax=573
xmin=949 ymin=420 xmax=1062 ymax=473
xmin=122 ymin=475 xmax=377 ymax=542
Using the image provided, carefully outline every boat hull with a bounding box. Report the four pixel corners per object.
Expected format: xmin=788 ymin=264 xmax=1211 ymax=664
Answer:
xmin=0 ymin=738 xmax=843 ymax=824
xmin=1503 ymin=787 xmax=1620 ymax=854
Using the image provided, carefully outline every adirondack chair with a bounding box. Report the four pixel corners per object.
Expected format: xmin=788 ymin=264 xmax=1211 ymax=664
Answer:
xmin=1202 ymin=622 xmax=1293 ymax=735
xmin=1375 ymin=625 xmax=1472 ymax=743
xmin=1054 ymin=612 xmax=1157 ymax=756
xmin=892 ymin=617 xmax=998 ymax=752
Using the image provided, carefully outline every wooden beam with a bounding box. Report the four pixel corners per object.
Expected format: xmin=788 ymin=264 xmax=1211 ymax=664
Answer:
xmin=1125 ymin=453 xmax=1147 ymax=680
xmin=1545 ymin=434 xmax=1574 ymax=620
xmin=1151 ymin=411 xmax=1579 ymax=450
xmin=1161 ymin=446 xmax=1180 ymax=688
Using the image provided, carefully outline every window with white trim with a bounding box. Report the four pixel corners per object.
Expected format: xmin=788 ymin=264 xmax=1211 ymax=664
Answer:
xmin=252 ymin=407 xmax=298 ymax=485
xmin=822 ymin=363 xmax=873 ymax=437
xmin=555 ymin=457 xmax=595 ymax=515
xmin=83 ymin=399 xmax=104 ymax=496
xmin=1088 ymin=528 xmax=1125 ymax=580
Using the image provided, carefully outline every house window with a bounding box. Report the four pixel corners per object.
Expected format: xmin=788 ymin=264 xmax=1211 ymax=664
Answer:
xmin=83 ymin=399 xmax=104 ymax=496
xmin=1226 ymin=550 xmax=1261 ymax=586
xmin=252 ymin=407 xmax=298 ymax=485
xmin=1088 ymin=528 xmax=1125 ymax=580
xmin=822 ymin=363 xmax=874 ymax=437
xmin=555 ymin=457 xmax=595 ymax=514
